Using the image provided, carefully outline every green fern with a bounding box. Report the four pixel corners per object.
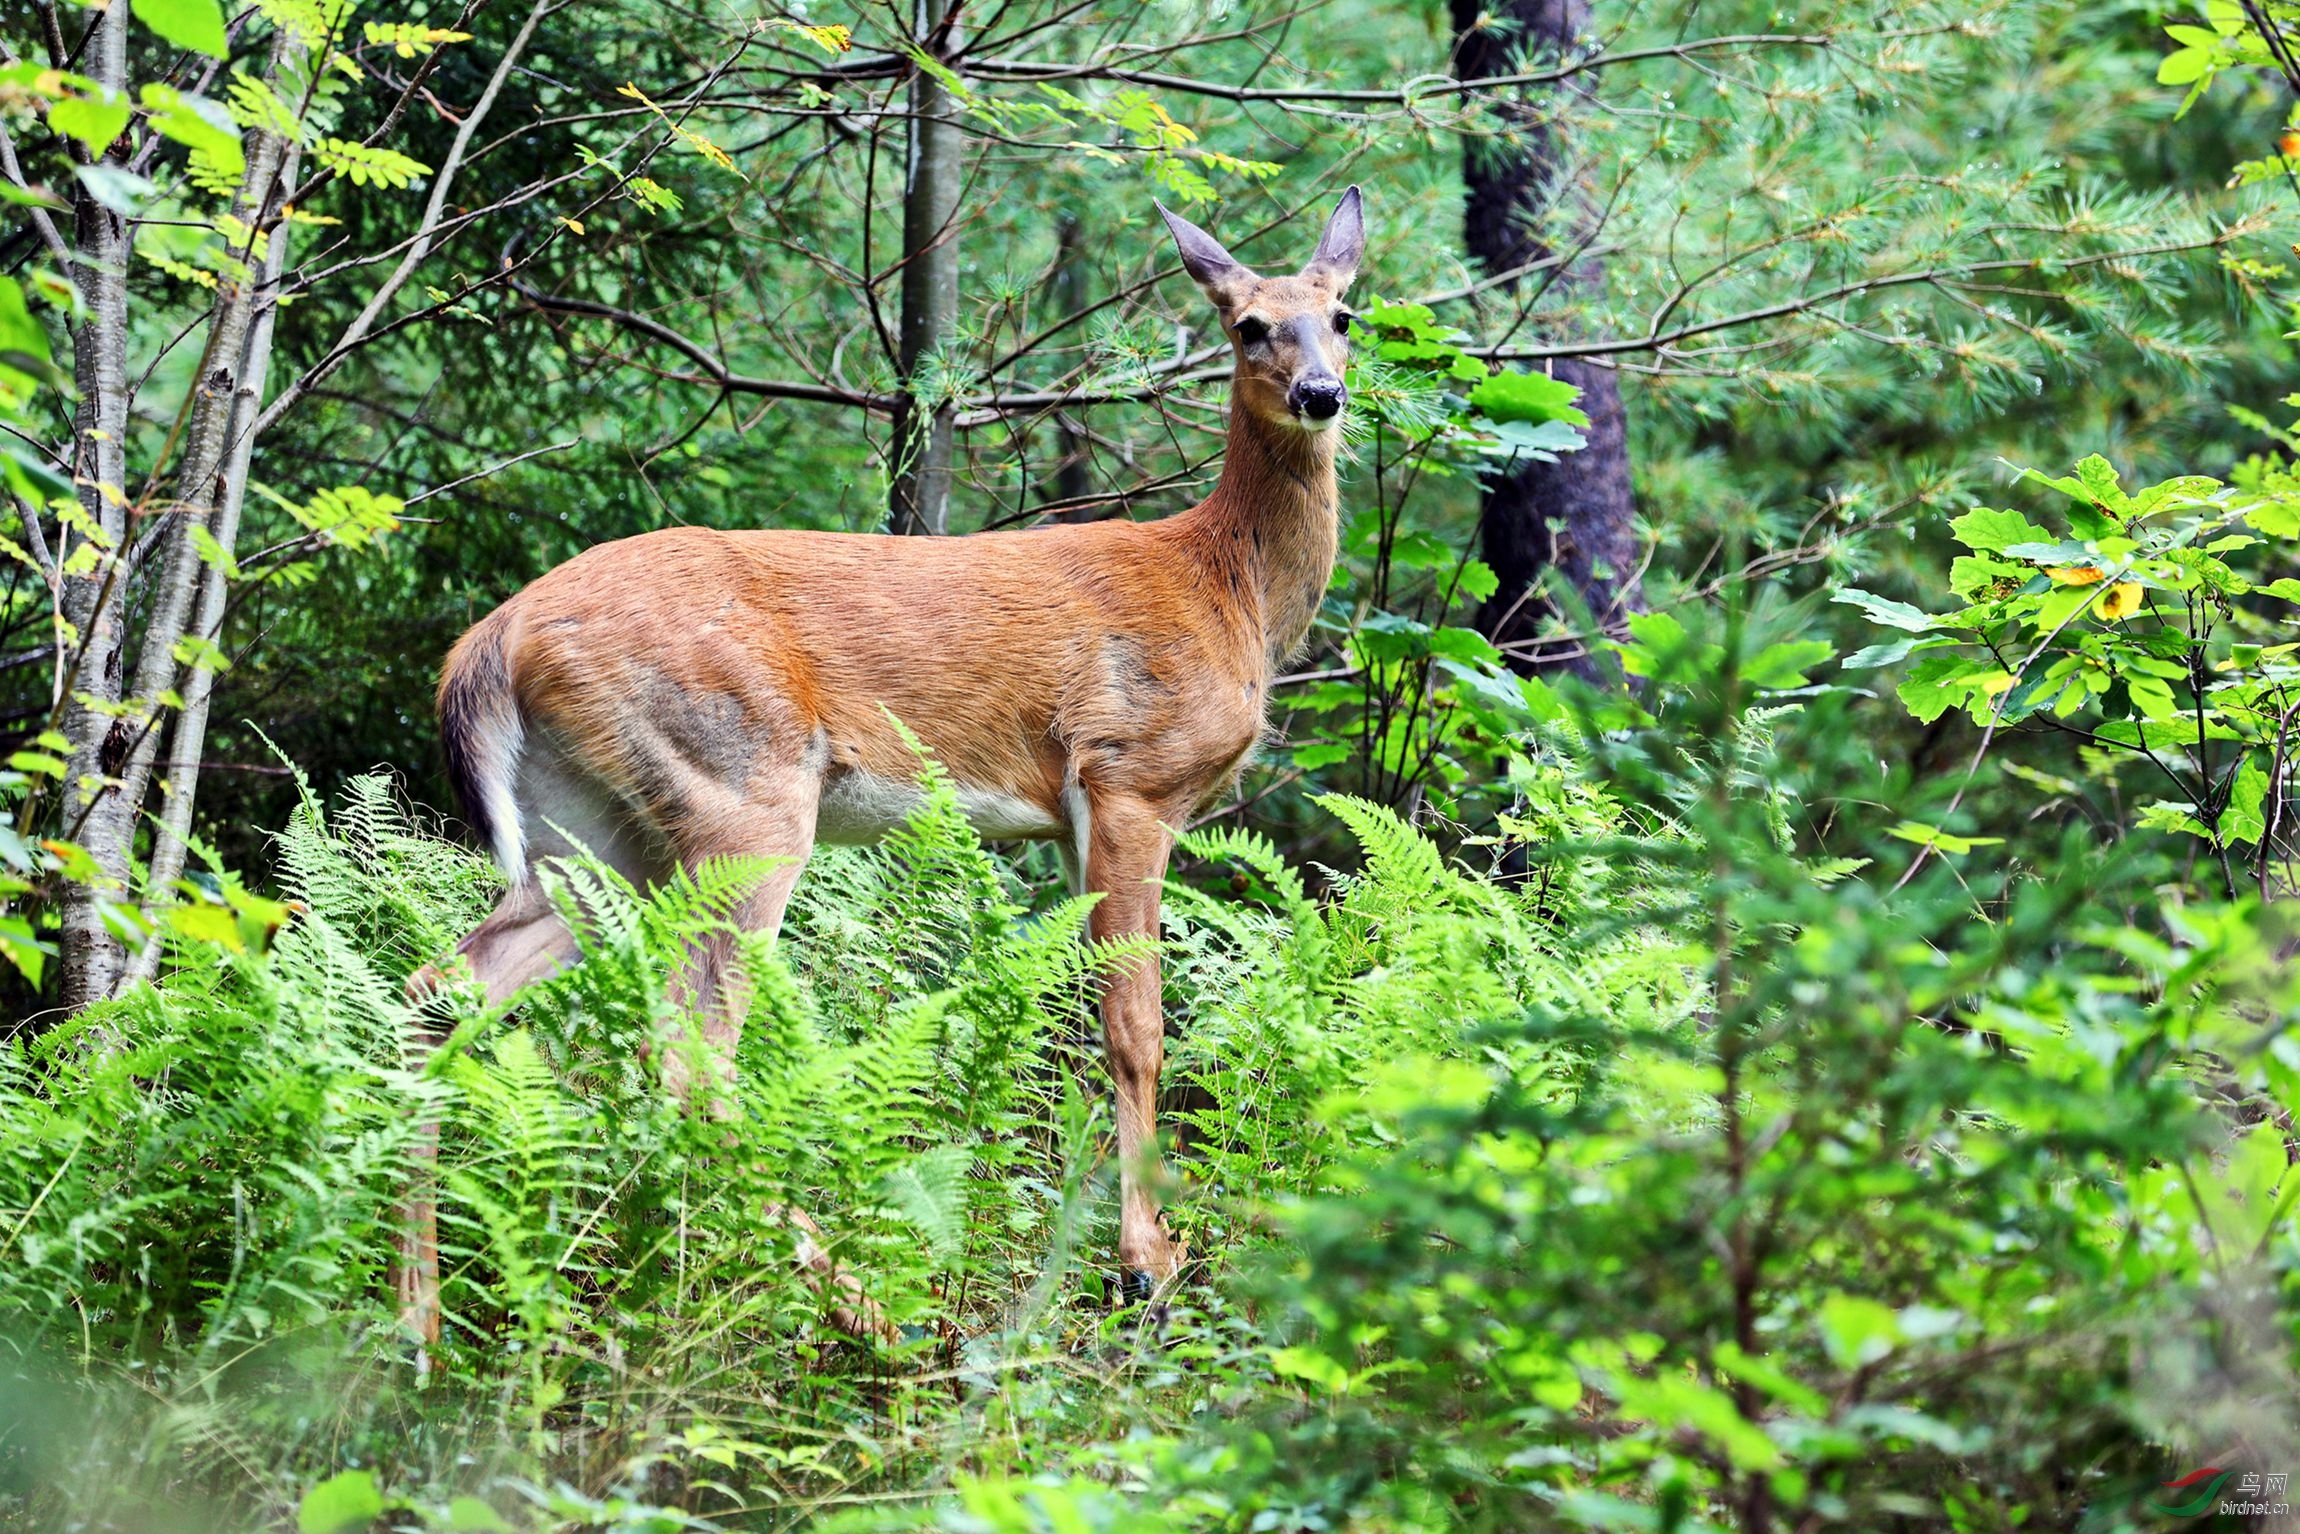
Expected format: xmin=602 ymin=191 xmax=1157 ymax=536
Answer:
xmin=0 ymin=763 xmax=1719 ymax=1530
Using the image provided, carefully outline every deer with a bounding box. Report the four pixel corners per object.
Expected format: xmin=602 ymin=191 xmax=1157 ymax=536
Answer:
xmin=395 ymin=188 xmax=1364 ymax=1348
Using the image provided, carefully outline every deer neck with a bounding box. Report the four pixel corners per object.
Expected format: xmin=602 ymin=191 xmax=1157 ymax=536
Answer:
xmin=1176 ymin=399 xmax=1341 ymax=668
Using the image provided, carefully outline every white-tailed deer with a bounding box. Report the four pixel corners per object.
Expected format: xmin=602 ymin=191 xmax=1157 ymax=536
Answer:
xmin=397 ymin=188 xmax=1363 ymax=1341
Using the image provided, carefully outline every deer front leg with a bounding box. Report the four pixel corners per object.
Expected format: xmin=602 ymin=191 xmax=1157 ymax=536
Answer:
xmin=1084 ymin=793 xmax=1180 ymax=1302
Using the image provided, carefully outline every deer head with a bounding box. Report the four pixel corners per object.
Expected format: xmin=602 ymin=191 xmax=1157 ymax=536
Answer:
xmin=1158 ymin=187 xmax=1365 ymax=434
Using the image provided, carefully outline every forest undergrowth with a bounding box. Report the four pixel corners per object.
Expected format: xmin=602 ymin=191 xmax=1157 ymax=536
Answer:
xmin=1 ymin=626 xmax=2294 ymax=1533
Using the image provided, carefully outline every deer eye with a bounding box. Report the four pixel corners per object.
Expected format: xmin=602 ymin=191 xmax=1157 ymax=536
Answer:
xmin=1333 ymin=310 xmax=1354 ymax=336
xmin=1233 ymin=316 xmax=1270 ymax=346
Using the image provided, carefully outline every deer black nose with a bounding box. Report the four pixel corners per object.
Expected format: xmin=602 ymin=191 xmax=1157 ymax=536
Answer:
xmin=1291 ymin=377 xmax=1345 ymax=420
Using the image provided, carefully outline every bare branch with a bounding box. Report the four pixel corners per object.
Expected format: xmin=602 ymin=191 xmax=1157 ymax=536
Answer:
xmin=256 ymin=0 xmax=554 ymax=435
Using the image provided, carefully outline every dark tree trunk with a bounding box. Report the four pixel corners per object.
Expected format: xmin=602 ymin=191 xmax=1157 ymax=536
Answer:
xmin=890 ymin=0 xmax=963 ymax=535
xmin=1047 ymin=214 xmax=1095 ymax=520
xmin=1452 ymin=0 xmax=1642 ymax=675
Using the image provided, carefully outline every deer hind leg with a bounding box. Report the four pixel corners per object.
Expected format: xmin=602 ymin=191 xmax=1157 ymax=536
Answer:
xmin=652 ymin=756 xmax=820 ymax=1109
xmin=397 ymin=880 xmax=584 ymax=1355
xmin=1083 ymin=791 xmax=1182 ymax=1303
xmin=399 ymin=745 xmax=660 ymax=1353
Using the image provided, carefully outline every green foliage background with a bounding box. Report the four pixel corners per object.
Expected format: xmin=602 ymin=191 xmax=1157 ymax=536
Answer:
xmin=4 ymin=0 xmax=2300 ymax=1527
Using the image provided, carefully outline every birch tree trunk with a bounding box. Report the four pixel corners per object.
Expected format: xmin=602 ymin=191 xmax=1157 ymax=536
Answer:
xmin=124 ymin=138 xmax=301 ymax=989
xmin=889 ymin=0 xmax=963 ymax=535
xmin=55 ymin=0 xmax=134 ymax=1011
xmin=111 ymin=103 xmax=297 ymax=828
xmin=1452 ymin=0 xmax=1643 ymax=676
xmin=52 ymin=28 xmax=305 ymax=1005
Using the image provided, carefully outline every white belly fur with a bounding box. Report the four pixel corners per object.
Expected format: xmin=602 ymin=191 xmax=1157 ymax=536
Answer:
xmin=815 ymin=768 xmax=1064 ymax=845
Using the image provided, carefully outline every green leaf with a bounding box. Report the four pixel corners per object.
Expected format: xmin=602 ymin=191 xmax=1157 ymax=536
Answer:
xmin=166 ymin=901 xmax=244 ymax=952
xmin=1714 ymin=1341 xmax=1831 ymax=1416
xmin=48 ymin=94 xmax=132 ymax=154
xmin=1833 ymin=588 xmax=1941 ymax=632
xmin=1841 ymin=638 xmax=1917 ymax=670
xmin=1948 ymin=507 xmax=2051 ymax=554
xmin=1438 ymin=657 xmax=1532 ymax=715
xmin=1467 ymin=368 xmax=1590 ymax=428
xmin=2073 ymin=454 xmax=2130 ymax=512
xmin=0 ymin=916 xmax=48 ymax=985
xmin=2127 ymin=675 xmax=2179 ymax=720
xmin=2032 ymin=582 xmax=2098 ymax=636
xmin=1477 ymin=416 xmax=1586 ymax=461
xmin=1360 ymin=300 xmax=1442 ymax=335
xmin=0 ymin=277 xmax=47 ymax=367
xmin=297 ymin=1470 xmax=383 ymax=1534
xmin=0 ymin=442 xmax=72 ymax=504
xmin=2249 ymin=498 xmax=2300 ymax=538
xmin=1518 ymin=675 xmax=1567 ymax=724
xmin=2224 ymin=756 xmax=2269 ymax=847
xmin=444 ymin=1498 xmax=510 ymax=1534
xmin=2136 ymin=800 xmax=2211 ymax=838
xmin=1456 ymin=558 xmax=1500 ymax=605
xmin=2157 ymin=45 xmax=2213 ymax=84
xmin=1386 ymin=529 xmax=1453 ymax=570
xmin=1743 ymin=639 xmax=1834 ymax=690
xmin=70 ymin=162 xmax=156 ymax=215
xmin=1896 ymin=653 xmax=2002 ymax=724
xmin=1426 ymin=625 xmax=1503 ymax=668
xmin=2000 ymin=538 xmax=2101 ymax=564
xmin=189 ymin=525 xmax=240 ymax=578
xmin=1949 ymin=554 xmax=2026 ymax=599
xmin=133 ymin=0 xmax=230 ymax=58
xmin=1887 ymin=822 xmax=2004 ymax=857
xmin=1269 ymin=1345 xmax=1354 ymax=1396
xmin=0 ymin=179 xmax=64 ymax=211
xmin=140 ymin=85 xmax=243 ymax=179
xmin=1291 ymin=742 xmax=1352 ymax=770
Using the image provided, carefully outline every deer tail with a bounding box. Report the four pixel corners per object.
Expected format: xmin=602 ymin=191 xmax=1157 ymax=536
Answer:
xmin=437 ymin=613 xmax=527 ymax=882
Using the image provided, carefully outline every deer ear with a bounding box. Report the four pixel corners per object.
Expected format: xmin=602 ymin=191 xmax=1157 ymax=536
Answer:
xmin=1157 ymin=202 xmax=1255 ymax=306
xmin=1304 ymin=186 xmax=1364 ymax=294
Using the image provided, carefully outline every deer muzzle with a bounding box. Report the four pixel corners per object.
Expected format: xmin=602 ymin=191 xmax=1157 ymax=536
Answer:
xmin=1290 ymin=376 xmax=1346 ymax=422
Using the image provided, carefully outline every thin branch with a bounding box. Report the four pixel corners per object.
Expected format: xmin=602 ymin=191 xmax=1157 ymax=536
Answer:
xmin=509 ymin=283 xmax=883 ymax=407
xmin=402 ymin=437 xmax=580 ymax=505
xmin=835 ymin=31 xmax=1840 ymax=106
xmin=255 ymin=0 xmax=554 ymax=436
xmin=1486 ymin=232 xmax=2246 ymax=363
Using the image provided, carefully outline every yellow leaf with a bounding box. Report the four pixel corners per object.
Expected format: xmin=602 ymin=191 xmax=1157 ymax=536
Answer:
xmin=167 ymin=901 xmax=244 ymax=952
xmin=2046 ymin=565 xmax=2105 ymax=585
xmin=556 ymin=216 xmax=585 ymax=235
xmin=764 ymin=17 xmax=853 ymax=54
xmin=2094 ymin=582 xmax=2143 ymax=620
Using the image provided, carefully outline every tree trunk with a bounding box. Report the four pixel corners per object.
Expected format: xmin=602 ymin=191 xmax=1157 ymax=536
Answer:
xmin=1451 ymin=0 xmax=1642 ymax=676
xmin=113 ymin=110 xmax=296 ymax=828
xmin=51 ymin=19 xmax=314 ymax=1004
xmin=55 ymin=0 xmax=134 ymax=1011
xmin=125 ymin=138 xmax=301 ymax=989
xmin=1048 ymin=214 xmax=1093 ymax=520
xmin=889 ymin=0 xmax=963 ymax=535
